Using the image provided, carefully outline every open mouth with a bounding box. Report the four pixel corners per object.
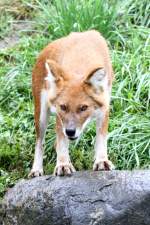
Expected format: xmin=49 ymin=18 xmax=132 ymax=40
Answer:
xmin=68 ymin=137 xmax=78 ymax=141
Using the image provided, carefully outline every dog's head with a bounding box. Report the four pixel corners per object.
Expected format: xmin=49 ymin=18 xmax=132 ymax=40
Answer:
xmin=45 ymin=60 xmax=110 ymax=140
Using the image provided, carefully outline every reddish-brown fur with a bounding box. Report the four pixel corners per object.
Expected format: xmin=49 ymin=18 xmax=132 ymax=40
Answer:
xmin=30 ymin=30 xmax=114 ymax=176
xmin=32 ymin=30 xmax=113 ymax=137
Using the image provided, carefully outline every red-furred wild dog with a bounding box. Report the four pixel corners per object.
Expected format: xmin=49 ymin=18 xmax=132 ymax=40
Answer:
xmin=29 ymin=30 xmax=115 ymax=177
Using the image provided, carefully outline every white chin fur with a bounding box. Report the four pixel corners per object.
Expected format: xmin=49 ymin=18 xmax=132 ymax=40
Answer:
xmin=75 ymin=118 xmax=92 ymax=140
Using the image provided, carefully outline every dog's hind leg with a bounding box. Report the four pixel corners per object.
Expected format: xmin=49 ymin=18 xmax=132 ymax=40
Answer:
xmin=29 ymin=89 xmax=49 ymax=177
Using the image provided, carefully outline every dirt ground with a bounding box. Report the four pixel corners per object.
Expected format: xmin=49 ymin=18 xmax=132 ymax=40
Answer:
xmin=0 ymin=21 xmax=32 ymax=50
xmin=0 ymin=0 xmax=34 ymax=50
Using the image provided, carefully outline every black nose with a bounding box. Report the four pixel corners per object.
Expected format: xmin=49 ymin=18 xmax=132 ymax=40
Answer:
xmin=66 ymin=129 xmax=76 ymax=137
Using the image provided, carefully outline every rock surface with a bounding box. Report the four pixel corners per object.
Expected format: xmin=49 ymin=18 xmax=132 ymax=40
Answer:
xmin=1 ymin=170 xmax=150 ymax=225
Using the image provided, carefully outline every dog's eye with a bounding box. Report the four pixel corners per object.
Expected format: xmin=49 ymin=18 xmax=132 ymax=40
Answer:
xmin=79 ymin=105 xmax=88 ymax=112
xmin=60 ymin=104 xmax=67 ymax=111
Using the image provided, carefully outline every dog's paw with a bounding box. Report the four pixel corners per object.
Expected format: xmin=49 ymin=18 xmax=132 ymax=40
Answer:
xmin=54 ymin=163 xmax=76 ymax=176
xmin=93 ymin=160 xmax=115 ymax=171
xmin=28 ymin=169 xmax=43 ymax=178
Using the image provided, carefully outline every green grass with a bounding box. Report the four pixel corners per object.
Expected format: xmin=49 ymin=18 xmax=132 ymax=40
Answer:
xmin=33 ymin=0 xmax=118 ymax=39
xmin=0 ymin=0 xmax=150 ymax=198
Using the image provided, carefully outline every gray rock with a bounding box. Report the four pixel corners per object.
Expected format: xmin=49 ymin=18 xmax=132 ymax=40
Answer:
xmin=1 ymin=170 xmax=150 ymax=225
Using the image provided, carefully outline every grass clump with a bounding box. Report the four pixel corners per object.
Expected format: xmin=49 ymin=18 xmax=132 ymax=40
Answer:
xmin=0 ymin=0 xmax=150 ymax=198
xmin=0 ymin=11 xmax=13 ymax=39
xmin=34 ymin=0 xmax=118 ymax=39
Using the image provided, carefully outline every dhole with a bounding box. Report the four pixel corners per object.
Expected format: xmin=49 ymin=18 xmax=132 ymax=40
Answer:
xmin=29 ymin=30 xmax=114 ymax=177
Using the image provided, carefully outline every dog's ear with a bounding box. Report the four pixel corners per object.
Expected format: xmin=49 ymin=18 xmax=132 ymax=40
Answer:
xmin=84 ymin=68 xmax=109 ymax=108
xmin=44 ymin=59 xmax=67 ymax=100
xmin=45 ymin=59 xmax=67 ymax=84
xmin=84 ymin=68 xmax=107 ymax=93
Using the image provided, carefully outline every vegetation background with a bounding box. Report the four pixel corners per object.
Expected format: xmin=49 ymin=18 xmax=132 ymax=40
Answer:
xmin=0 ymin=0 xmax=149 ymax=198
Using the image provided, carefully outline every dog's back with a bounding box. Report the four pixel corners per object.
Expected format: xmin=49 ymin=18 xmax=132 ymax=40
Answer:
xmin=33 ymin=30 xmax=113 ymax=87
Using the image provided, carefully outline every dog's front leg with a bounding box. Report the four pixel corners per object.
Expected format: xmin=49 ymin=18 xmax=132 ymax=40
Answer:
xmin=54 ymin=116 xmax=75 ymax=176
xmin=93 ymin=110 xmax=115 ymax=171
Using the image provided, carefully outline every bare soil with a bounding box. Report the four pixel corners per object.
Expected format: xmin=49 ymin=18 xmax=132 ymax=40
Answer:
xmin=0 ymin=21 xmax=32 ymax=50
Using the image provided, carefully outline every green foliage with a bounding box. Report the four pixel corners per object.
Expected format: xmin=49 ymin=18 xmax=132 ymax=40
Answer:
xmin=34 ymin=0 xmax=118 ymax=39
xmin=0 ymin=0 xmax=150 ymax=198
xmin=0 ymin=12 xmax=13 ymax=39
